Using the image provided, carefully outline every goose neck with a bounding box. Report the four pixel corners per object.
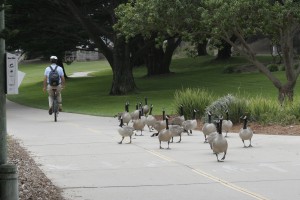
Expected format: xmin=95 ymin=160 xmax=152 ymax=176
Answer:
xmin=243 ymin=118 xmax=247 ymax=129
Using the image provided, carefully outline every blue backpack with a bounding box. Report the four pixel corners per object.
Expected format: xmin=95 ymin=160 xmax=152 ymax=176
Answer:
xmin=49 ymin=66 xmax=60 ymax=86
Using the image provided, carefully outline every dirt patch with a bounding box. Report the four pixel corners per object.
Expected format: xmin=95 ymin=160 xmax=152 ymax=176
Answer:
xmin=156 ymin=115 xmax=300 ymax=136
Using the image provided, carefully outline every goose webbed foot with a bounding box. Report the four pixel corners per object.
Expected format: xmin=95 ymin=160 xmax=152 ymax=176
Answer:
xmin=118 ymin=137 xmax=124 ymax=144
xmin=248 ymin=144 xmax=253 ymax=147
xmin=177 ymin=137 xmax=181 ymax=143
xmin=221 ymin=153 xmax=226 ymax=161
xmin=215 ymin=154 xmax=221 ymax=162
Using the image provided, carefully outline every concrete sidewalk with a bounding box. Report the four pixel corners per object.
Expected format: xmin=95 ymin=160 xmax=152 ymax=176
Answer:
xmin=6 ymin=100 xmax=300 ymax=200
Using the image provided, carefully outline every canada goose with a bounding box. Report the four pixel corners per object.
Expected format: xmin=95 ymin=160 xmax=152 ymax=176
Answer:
xmin=202 ymin=111 xmax=216 ymax=143
xmin=239 ymin=115 xmax=253 ymax=148
xmin=207 ymin=130 xmax=218 ymax=150
xmin=182 ymin=109 xmax=198 ymax=135
xmin=171 ymin=104 xmax=185 ymax=126
xmin=158 ymin=116 xmax=172 ymax=149
xmin=133 ymin=110 xmax=145 ymax=136
xmin=222 ymin=110 xmax=233 ymax=137
xmin=212 ymin=118 xmax=228 ymax=162
xmin=118 ymin=117 xmax=135 ymax=144
xmin=142 ymin=97 xmax=150 ymax=116
xmin=130 ymin=103 xmax=140 ymax=121
xmin=151 ymin=109 xmax=166 ymax=137
xmin=169 ymin=124 xmax=185 ymax=143
xmin=115 ymin=102 xmax=131 ymax=125
xmin=140 ymin=107 xmax=147 ymax=125
xmin=145 ymin=104 xmax=157 ymax=131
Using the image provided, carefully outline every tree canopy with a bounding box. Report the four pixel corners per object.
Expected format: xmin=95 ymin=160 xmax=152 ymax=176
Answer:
xmin=199 ymin=0 xmax=300 ymax=102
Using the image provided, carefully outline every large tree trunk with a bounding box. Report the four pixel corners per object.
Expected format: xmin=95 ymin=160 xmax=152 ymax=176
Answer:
xmin=110 ymin=37 xmax=136 ymax=95
xmin=145 ymin=37 xmax=181 ymax=76
xmin=216 ymin=37 xmax=236 ymax=60
xmin=216 ymin=39 xmax=232 ymax=60
xmin=278 ymin=83 xmax=295 ymax=104
xmin=196 ymin=41 xmax=208 ymax=56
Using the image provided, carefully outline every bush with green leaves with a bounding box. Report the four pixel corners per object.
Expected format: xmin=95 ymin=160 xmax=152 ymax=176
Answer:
xmin=267 ymin=64 xmax=279 ymax=72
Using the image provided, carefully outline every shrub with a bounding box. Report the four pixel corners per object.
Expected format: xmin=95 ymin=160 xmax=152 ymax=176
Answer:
xmin=173 ymin=92 xmax=300 ymax=126
xmin=267 ymin=64 xmax=279 ymax=72
xmin=223 ymin=66 xmax=236 ymax=74
xmin=173 ymin=88 xmax=215 ymax=119
xmin=205 ymin=94 xmax=246 ymax=123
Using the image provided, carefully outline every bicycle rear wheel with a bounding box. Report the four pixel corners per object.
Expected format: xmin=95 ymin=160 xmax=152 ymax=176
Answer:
xmin=53 ymin=99 xmax=58 ymax=122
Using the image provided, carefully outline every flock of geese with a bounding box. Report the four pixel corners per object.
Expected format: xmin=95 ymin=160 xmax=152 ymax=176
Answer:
xmin=116 ymin=98 xmax=253 ymax=162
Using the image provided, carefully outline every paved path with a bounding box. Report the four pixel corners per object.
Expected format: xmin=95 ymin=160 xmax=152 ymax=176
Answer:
xmin=6 ymin=100 xmax=300 ymax=200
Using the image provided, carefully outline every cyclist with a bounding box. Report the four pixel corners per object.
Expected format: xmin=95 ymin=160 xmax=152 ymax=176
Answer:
xmin=43 ymin=56 xmax=65 ymax=115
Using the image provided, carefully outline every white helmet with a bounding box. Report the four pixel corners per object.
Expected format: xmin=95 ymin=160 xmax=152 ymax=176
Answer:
xmin=50 ymin=56 xmax=58 ymax=60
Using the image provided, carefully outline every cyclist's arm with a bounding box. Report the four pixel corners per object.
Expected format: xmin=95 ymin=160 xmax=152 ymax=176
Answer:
xmin=61 ymin=76 xmax=65 ymax=88
xmin=43 ymin=75 xmax=47 ymax=92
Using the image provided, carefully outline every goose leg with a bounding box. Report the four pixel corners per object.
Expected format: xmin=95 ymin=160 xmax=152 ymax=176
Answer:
xmin=225 ymin=132 xmax=228 ymax=137
xmin=221 ymin=152 xmax=226 ymax=161
xmin=204 ymin=135 xmax=207 ymax=143
xmin=128 ymin=136 xmax=132 ymax=144
xmin=242 ymin=140 xmax=247 ymax=148
xmin=177 ymin=135 xmax=181 ymax=143
xmin=170 ymin=137 xmax=174 ymax=143
xmin=140 ymin=130 xmax=143 ymax=136
xmin=167 ymin=141 xmax=170 ymax=149
xmin=248 ymin=139 xmax=253 ymax=147
xmin=190 ymin=130 xmax=193 ymax=134
xmin=159 ymin=141 xmax=163 ymax=149
xmin=118 ymin=137 xmax=124 ymax=144
xmin=215 ymin=153 xmax=220 ymax=162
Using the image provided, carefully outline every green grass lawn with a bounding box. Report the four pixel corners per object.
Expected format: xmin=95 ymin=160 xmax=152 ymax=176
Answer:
xmin=7 ymin=55 xmax=299 ymax=117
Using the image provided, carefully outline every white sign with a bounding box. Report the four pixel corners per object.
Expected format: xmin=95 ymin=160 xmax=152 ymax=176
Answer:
xmin=6 ymin=53 xmax=19 ymax=94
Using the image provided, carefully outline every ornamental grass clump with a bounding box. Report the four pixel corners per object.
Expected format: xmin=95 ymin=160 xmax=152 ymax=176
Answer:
xmin=173 ymin=88 xmax=215 ymax=119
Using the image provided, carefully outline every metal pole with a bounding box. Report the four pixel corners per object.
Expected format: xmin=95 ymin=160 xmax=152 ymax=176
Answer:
xmin=0 ymin=3 xmax=19 ymax=200
xmin=0 ymin=2 xmax=6 ymax=165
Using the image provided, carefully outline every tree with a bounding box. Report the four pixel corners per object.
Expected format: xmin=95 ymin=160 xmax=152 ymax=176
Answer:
xmin=6 ymin=0 xmax=138 ymax=95
xmin=5 ymin=0 xmax=95 ymax=78
xmin=55 ymin=0 xmax=137 ymax=95
xmin=200 ymin=0 xmax=300 ymax=103
xmin=114 ymin=0 xmax=199 ymax=75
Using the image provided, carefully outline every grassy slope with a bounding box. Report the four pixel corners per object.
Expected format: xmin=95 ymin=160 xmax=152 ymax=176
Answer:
xmin=7 ymin=56 xmax=296 ymax=117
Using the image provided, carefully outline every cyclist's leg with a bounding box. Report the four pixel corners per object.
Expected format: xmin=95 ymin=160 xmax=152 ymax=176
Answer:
xmin=56 ymin=85 xmax=63 ymax=111
xmin=47 ymin=85 xmax=54 ymax=114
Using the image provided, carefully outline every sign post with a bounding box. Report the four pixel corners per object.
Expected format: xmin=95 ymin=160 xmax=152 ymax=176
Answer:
xmin=0 ymin=4 xmax=19 ymax=200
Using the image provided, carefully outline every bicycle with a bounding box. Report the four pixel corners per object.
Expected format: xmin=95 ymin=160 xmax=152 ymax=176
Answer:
xmin=52 ymin=88 xmax=59 ymax=122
